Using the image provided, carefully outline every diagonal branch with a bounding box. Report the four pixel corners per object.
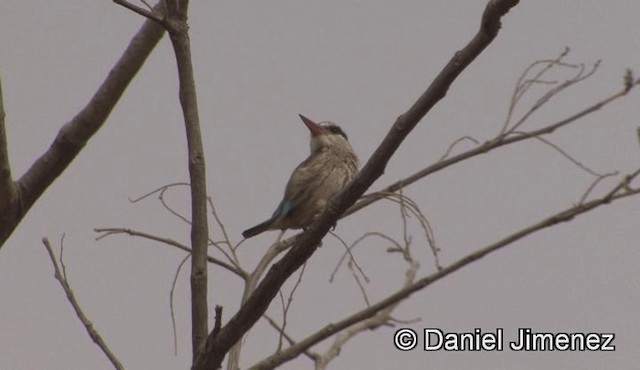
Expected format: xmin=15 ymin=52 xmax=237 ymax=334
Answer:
xmin=249 ymin=170 xmax=640 ymax=369
xmin=256 ymin=68 xmax=638 ymax=259
xmin=0 ymin=5 xmax=166 ymax=248
xmin=193 ymin=1 xmax=521 ymax=368
xmin=113 ymin=0 xmax=165 ymax=24
xmin=42 ymin=237 xmax=124 ymax=370
xmin=345 ymin=85 xmax=633 ymax=217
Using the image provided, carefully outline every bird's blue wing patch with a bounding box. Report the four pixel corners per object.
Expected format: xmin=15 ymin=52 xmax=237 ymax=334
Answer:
xmin=271 ymin=198 xmax=293 ymax=219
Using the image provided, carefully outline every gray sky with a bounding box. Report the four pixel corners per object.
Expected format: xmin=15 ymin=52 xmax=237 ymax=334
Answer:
xmin=1 ymin=1 xmax=639 ymax=369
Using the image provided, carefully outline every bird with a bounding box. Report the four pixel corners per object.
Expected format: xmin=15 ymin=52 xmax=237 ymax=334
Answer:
xmin=242 ymin=114 xmax=359 ymax=239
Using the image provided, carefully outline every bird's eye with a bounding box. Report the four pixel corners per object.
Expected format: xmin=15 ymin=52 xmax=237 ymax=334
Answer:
xmin=329 ymin=126 xmax=348 ymax=140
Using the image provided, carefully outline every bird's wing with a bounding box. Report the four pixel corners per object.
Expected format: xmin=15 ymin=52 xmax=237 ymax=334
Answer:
xmin=281 ymin=154 xmax=327 ymax=211
xmin=270 ymin=197 xmax=294 ymax=220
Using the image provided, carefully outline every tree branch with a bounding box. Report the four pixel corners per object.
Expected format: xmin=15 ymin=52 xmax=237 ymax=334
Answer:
xmin=192 ymin=1 xmax=521 ymax=368
xmin=249 ymin=170 xmax=640 ymax=369
xmin=114 ymin=0 xmax=165 ymax=24
xmin=247 ymin=66 xmax=637 ymax=264
xmin=161 ymin=1 xmax=210 ymax=359
xmin=42 ymin=237 xmax=124 ymax=370
xmin=94 ymin=227 xmax=245 ymax=278
xmin=0 ymin=5 xmax=166 ymax=248
xmin=345 ymin=84 xmax=632 ymax=218
xmin=0 ymin=74 xmax=17 ymax=230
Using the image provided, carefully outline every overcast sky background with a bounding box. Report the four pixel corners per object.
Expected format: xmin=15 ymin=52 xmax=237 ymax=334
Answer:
xmin=1 ymin=1 xmax=639 ymax=369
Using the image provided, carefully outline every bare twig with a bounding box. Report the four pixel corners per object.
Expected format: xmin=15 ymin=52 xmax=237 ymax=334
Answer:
xmin=249 ymin=169 xmax=640 ymax=369
xmin=263 ymin=315 xmax=319 ymax=362
xmin=524 ymin=134 xmax=606 ymax=177
xmin=113 ymin=0 xmax=165 ymax=24
xmin=129 ymin=182 xmax=190 ymax=203
xmin=170 ymin=255 xmax=191 ymax=356
xmin=506 ymin=60 xmax=600 ymax=134
xmin=346 ymin=83 xmax=635 ymax=219
xmin=42 ymin=237 xmax=124 ymax=370
xmin=158 ymin=185 xmax=192 ymax=225
xmin=328 ymin=231 xmax=370 ymax=283
xmin=312 ymin=258 xmax=420 ymax=370
xmin=502 ymin=48 xmax=571 ymax=133
xmin=438 ymin=135 xmax=480 ymax=162
xmin=94 ymin=227 xmax=245 ymax=278
xmin=227 ymin=232 xmax=288 ymax=370
xmin=380 ymin=192 xmax=440 ymax=269
xmin=208 ymin=196 xmax=233 ymax=250
xmin=578 ymin=172 xmax=619 ymax=205
xmin=131 ymin=183 xmax=242 ymax=270
xmin=329 ymin=232 xmax=399 ymax=285
xmin=276 ymin=263 xmax=307 ymax=352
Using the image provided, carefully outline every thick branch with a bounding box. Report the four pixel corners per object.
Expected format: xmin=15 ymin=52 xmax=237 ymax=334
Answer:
xmin=167 ymin=19 xmax=210 ymax=361
xmin=0 ymin=7 xmax=166 ymax=248
xmin=250 ymin=173 xmax=640 ymax=369
xmin=193 ymin=1 xmax=521 ymax=368
xmin=346 ymin=87 xmax=631 ymax=216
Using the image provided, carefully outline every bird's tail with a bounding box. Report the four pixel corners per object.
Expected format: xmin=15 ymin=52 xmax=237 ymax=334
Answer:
xmin=242 ymin=218 xmax=274 ymax=239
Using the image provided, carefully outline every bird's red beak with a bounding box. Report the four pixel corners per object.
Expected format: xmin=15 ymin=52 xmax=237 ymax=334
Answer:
xmin=299 ymin=114 xmax=323 ymax=136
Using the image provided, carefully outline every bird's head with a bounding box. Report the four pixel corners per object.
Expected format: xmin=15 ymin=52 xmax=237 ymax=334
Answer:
xmin=299 ymin=114 xmax=351 ymax=153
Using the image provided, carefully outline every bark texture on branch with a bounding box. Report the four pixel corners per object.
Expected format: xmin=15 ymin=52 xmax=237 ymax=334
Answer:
xmin=0 ymin=11 xmax=166 ymax=248
xmin=193 ymin=1 xmax=521 ymax=369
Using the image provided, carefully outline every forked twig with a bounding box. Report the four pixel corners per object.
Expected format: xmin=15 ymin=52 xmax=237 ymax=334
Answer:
xmin=42 ymin=237 xmax=124 ymax=370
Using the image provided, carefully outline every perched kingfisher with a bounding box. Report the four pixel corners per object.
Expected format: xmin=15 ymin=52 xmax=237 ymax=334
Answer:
xmin=242 ymin=114 xmax=359 ymax=239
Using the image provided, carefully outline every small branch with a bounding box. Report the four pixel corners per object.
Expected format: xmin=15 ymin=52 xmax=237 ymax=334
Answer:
xmin=130 ymin=183 xmax=242 ymax=270
xmin=438 ymin=136 xmax=480 ymax=161
xmin=577 ymin=171 xmax=619 ymax=206
xmin=248 ymin=170 xmax=640 ymax=369
xmin=502 ymin=48 xmax=571 ymax=133
xmin=208 ymin=195 xmax=237 ymax=264
xmin=227 ymin=232 xmax=288 ymax=370
xmin=328 ymin=231 xmax=370 ymax=284
xmin=193 ymin=2 xmax=522 ymax=367
xmin=170 ymin=255 xmax=190 ymax=356
xmin=113 ymin=0 xmax=165 ymax=24
xmin=263 ymin=315 xmax=319 ymax=362
xmin=345 ymin=84 xmax=634 ymax=218
xmin=276 ymin=263 xmax=307 ymax=352
xmin=525 ymin=134 xmax=606 ymax=177
xmin=42 ymin=237 xmax=124 ymax=370
xmin=312 ymin=259 xmax=420 ymax=370
xmin=128 ymin=182 xmax=190 ymax=203
xmin=94 ymin=227 xmax=245 ymax=279
xmin=507 ymin=59 xmax=599 ymax=134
